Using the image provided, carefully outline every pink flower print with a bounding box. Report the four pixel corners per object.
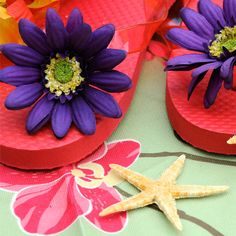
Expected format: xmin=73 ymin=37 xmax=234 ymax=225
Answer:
xmin=0 ymin=140 xmax=140 ymax=235
xmin=13 ymin=174 xmax=91 ymax=234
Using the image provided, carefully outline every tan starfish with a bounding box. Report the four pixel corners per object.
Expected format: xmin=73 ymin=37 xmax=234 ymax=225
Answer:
xmin=227 ymin=135 xmax=236 ymax=144
xmin=99 ymin=155 xmax=229 ymax=231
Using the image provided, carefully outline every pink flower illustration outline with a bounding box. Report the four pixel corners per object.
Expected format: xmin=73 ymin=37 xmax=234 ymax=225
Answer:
xmin=0 ymin=140 xmax=141 ymax=235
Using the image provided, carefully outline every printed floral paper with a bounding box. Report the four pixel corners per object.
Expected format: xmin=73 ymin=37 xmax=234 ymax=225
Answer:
xmin=0 ymin=140 xmax=140 ymax=234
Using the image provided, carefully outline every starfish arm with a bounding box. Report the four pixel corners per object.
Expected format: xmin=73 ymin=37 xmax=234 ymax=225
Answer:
xmin=99 ymin=192 xmax=154 ymax=217
xmin=172 ymin=185 xmax=229 ymax=199
xmin=155 ymin=192 xmax=182 ymax=231
xmin=159 ymin=155 xmax=185 ymax=183
xmin=227 ymin=135 xmax=236 ymax=144
xmin=109 ymin=164 xmax=152 ymax=190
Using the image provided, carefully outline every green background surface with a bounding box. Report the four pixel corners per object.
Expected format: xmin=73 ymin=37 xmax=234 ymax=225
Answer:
xmin=1 ymin=58 xmax=236 ymax=236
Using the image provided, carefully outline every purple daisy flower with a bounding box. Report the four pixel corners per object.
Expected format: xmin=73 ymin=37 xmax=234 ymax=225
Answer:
xmin=0 ymin=8 xmax=131 ymax=138
xmin=165 ymin=0 xmax=236 ymax=108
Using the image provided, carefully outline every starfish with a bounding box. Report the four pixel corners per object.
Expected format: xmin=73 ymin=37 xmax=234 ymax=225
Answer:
xmin=227 ymin=135 xmax=236 ymax=144
xmin=99 ymin=155 xmax=229 ymax=231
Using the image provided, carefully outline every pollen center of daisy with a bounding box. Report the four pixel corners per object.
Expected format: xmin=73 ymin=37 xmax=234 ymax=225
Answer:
xmin=54 ymin=60 xmax=74 ymax=84
xmin=209 ymin=26 xmax=236 ymax=58
xmin=222 ymin=39 xmax=236 ymax=52
xmin=44 ymin=54 xmax=84 ymax=97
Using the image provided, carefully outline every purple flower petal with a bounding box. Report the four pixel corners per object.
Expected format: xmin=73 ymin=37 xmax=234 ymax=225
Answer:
xmin=0 ymin=66 xmax=41 ymax=86
xmin=51 ymin=102 xmax=72 ymax=138
xmin=47 ymin=92 xmax=56 ymax=100
xmin=166 ymin=28 xmax=208 ymax=52
xmin=66 ymin=8 xmax=83 ymax=33
xmin=89 ymin=70 xmax=131 ymax=92
xmin=70 ymin=23 xmax=92 ymax=53
xmin=26 ymin=95 xmax=55 ymax=133
xmin=46 ymin=8 xmax=68 ymax=52
xmin=2 ymin=44 xmax=45 ymax=67
xmin=223 ymin=0 xmax=236 ymax=26
xmin=71 ymin=96 xmax=96 ymax=135
xmin=83 ymin=86 xmax=122 ymax=118
xmin=189 ymin=61 xmax=222 ymax=99
xmin=65 ymin=94 xmax=73 ymax=101
xmin=198 ymin=0 xmax=226 ymax=33
xmin=5 ymin=83 xmax=43 ymax=110
xmin=180 ymin=8 xmax=214 ymax=39
xmin=88 ymin=49 xmax=127 ymax=71
xmin=83 ymin=24 xmax=115 ymax=58
xmin=19 ymin=19 xmax=51 ymax=55
xmin=166 ymin=53 xmax=216 ymax=71
xmin=204 ymin=69 xmax=223 ymax=108
xmin=59 ymin=95 xmax=67 ymax=103
xmin=220 ymin=56 xmax=235 ymax=89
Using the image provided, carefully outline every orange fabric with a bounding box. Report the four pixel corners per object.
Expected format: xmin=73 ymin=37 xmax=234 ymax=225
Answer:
xmin=0 ymin=0 xmax=60 ymax=45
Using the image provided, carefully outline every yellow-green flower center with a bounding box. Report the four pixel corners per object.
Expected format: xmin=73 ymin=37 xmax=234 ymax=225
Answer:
xmin=209 ymin=26 xmax=236 ymax=58
xmin=44 ymin=54 xmax=84 ymax=97
xmin=54 ymin=60 xmax=74 ymax=84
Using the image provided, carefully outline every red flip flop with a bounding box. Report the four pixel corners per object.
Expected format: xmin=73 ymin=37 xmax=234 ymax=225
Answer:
xmin=167 ymin=49 xmax=236 ymax=155
xmin=0 ymin=0 xmax=173 ymax=169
